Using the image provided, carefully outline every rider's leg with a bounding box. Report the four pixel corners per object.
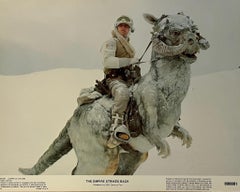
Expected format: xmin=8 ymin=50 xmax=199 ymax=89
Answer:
xmin=107 ymin=79 xmax=130 ymax=148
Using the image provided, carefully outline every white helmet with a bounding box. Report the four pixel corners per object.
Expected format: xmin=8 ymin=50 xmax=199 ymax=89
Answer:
xmin=114 ymin=15 xmax=135 ymax=33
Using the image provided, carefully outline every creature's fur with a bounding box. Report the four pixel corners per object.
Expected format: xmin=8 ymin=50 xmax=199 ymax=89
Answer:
xmin=19 ymin=13 xmax=209 ymax=175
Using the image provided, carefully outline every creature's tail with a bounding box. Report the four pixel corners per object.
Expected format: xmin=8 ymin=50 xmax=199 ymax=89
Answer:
xmin=19 ymin=120 xmax=72 ymax=175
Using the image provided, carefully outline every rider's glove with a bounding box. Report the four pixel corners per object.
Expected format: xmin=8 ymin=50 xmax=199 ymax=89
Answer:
xmin=130 ymin=57 xmax=140 ymax=65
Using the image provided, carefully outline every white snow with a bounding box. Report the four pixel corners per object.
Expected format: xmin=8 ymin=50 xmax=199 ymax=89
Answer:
xmin=0 ymin=69 xmax=239 ymax=175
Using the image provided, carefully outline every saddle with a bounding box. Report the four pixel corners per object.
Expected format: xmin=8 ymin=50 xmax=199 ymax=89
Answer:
xmin=95 ymin=79 xmax=143 ymax=138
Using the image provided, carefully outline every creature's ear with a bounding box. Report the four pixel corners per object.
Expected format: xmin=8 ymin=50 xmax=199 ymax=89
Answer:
xmin=143 ymin=13 xmax=158 ymax=25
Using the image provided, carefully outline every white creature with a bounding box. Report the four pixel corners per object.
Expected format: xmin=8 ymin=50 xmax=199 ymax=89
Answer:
xmin=19 ymin=12 xmax=209 ymax=175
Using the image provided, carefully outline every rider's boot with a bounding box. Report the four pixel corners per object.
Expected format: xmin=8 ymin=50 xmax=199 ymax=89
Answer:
xmin=107 ymin=113 xmax=130 ymax=148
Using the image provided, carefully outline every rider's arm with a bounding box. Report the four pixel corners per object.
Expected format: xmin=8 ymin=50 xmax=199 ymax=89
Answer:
xmin=101 ymin=38 xmax=136 ymax=69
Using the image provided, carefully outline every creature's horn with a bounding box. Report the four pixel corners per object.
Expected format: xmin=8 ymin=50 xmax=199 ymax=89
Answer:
xmin=19 ymin=120 xmax=72 ymax=175
xmin=152 ymin=39 xmax=187 ymax=57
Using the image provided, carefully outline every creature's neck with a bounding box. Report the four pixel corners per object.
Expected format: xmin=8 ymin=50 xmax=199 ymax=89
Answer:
xmin=148 ymin=50 xmax=191 ymax=95
xmin=149 ymin=50 xmax=160 ymax=80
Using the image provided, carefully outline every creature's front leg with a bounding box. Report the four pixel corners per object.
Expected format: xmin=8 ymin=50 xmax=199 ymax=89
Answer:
xmin=141 ymin=86 xmax=168 ymax=132
xmin=141 ymin=85 xmax=171 ymax=158
xmin=170 ymin=123 xmax=192 ymax=148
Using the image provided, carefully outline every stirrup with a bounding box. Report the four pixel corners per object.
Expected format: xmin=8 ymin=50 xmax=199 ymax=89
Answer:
xmin=110 ymin=114 xmax=124 ymax=131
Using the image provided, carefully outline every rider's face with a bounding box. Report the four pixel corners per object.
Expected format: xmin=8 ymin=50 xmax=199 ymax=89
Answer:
xmin=117 ymin=23 xmax=130 ymax=38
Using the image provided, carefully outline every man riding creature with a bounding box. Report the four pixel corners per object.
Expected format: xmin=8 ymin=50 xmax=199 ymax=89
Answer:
xmin=100 ymin=15 xmax=141 ymax=148
xmin=19 ymin=12 xmax=209 ymax=175
xmin=77 ymin=15 xmax=142 ymax=148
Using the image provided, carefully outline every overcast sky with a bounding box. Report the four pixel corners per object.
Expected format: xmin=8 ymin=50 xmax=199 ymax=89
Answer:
xmin=0 ymin=0 xmax=240 ymax=76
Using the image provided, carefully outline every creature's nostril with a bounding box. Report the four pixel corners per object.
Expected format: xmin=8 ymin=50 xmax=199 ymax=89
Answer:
xmin=188 ymin=38 xmax=194 ymax=45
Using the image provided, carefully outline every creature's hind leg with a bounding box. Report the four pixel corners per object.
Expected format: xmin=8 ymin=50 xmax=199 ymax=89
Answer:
xmin=71 ymin=162 xmax=78 ymax=175
xmin=69 ymin=117 xmax=119 ymax=175
xmin=69 ymin=100 xmax=120 ymax=175
xmin=19 ymin=120 xmax=72 ymax=175
xmin=72 ymin=146 xmax=119 ymax=175
xmin=114 ymin=150 xmax=148 ymax=175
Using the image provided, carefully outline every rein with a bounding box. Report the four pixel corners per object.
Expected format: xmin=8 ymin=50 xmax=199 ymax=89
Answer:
xmin=132 ymin=35 xmax=161 ymax=65
xmin=138 ymin=40 xmax=152 ymax=62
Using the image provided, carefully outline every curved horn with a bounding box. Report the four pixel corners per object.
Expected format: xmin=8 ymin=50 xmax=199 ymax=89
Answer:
xmin=152 ymin=38 xmax=187 ymax=56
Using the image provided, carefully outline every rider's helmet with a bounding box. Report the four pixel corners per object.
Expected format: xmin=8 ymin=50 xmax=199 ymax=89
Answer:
xmin=114 ymin=15 xmax=135 ymax=33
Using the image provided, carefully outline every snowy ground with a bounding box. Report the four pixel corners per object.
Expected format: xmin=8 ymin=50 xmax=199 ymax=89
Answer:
xmin=0 ymin=69 xmax=239 ymax=175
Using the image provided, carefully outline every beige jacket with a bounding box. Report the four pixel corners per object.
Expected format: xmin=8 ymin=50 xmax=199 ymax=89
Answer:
xmin=101 ymin=29 xmax=137 ymax=69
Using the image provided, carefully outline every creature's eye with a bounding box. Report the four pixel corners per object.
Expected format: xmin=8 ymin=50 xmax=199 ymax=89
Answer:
xmin=171 ymin=30 xmax=181 ymax=36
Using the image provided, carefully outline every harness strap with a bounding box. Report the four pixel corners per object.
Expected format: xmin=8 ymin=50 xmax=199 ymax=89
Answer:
xmin=111 ymin=114 xmax=124 ymax=131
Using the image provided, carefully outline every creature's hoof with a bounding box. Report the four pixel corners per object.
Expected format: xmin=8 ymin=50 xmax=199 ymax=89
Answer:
xmin=18 ymin=168 xmax=37 ymax=175
xmin=178 ymin=127 xmax=192 ymax=148
xmin=182 ymin=134 xmax=192 ymax=148
xmin=157 ymin=140 xmax=170 ymax=158
xmin=172 ymin=124 xmax=192 ymax=148
xmin=158 ymin=147 xmax=170 ymax=158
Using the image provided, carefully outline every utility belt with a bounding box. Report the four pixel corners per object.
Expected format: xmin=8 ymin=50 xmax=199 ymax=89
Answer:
xmin=104 ymin=65 xmax=141 ymax=85
xmin=95 ymin=65 xmax=141 ymax=96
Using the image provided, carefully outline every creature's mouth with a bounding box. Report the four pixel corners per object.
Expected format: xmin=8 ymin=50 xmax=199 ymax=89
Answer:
xmin=182 ymin=52 xmax=197 ymax=59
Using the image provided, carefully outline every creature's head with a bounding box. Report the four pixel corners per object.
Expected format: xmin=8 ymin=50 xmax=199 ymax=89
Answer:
xmin=144 ymin=12 xmax=209 ymax=62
